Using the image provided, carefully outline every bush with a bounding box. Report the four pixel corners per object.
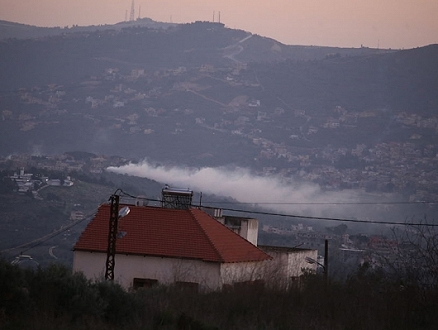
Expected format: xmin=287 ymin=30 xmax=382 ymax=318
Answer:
xmin=1 ymin=258 xmax=438 ymax=329
xmin=0 ymin=258 xmax=31 ymax=317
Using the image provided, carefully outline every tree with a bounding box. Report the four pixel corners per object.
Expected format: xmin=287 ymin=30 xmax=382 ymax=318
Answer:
xmin=388 ymin=220 xmax=438 ymax=289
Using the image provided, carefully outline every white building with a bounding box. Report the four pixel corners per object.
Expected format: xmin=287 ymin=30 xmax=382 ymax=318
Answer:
xmin=73 ymin=190 xmax=317 ymax=291
xmin=73 ymin=204 xmax=272 ymax=291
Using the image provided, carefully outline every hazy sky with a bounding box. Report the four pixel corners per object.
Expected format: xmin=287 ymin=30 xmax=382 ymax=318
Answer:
xmin=1 ymin=0 xmax=437 ymax=48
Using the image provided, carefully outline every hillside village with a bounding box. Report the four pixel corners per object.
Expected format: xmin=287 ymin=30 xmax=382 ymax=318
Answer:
xmin=1 ymin=25 xmax=438 ymax=204
xmin=3 ymin=60 xmax=438 ymax=203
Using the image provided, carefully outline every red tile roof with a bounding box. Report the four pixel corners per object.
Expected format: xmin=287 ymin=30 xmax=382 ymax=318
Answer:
xmin=74 ymin=204 xmax=271 ymax=263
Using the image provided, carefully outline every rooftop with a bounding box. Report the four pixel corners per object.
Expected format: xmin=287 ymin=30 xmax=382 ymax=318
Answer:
xmin=74 ymin=204 xmax=271 ymax=263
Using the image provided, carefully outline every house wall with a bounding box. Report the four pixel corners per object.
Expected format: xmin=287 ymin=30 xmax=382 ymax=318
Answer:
xmin=220 ymin=261 xmax=266 ymax=284
xmin=73 ymin=251 xmax=106 ymax=282
xmin=240 ymin=219 xmax=259 ymax=246
xmin=216 ymin=216 xmax=259 ymax=245
xmin=285 ymin=250 xmax=317 ymax=277
xmin=73 ymin=251 xmax=222 ymax=290
xmin=259 ymin=248 xmax=318 ymax=288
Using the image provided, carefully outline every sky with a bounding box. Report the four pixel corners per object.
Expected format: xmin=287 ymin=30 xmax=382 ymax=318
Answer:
xmin=0 ymin=0 xmax=437 ymax=49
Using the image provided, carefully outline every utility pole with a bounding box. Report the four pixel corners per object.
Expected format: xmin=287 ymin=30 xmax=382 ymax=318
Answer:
xmin=105 ymin=194 xmax=120 ymax=280
xmin=105 ymin=192 xmax=130 ymax=281
xmin=324 ymin=239 xmax=329 ymax=287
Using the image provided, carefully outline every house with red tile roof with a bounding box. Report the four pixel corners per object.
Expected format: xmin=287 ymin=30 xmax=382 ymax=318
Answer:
xmin=73 ymin=187 xmax=318 ymax=291
xmin=73 ymin=202 xmax=275 ymax=290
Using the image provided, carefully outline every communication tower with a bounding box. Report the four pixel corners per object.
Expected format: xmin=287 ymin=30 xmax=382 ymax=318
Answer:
xmin=130 ymin=0 xmax=135 ymax=22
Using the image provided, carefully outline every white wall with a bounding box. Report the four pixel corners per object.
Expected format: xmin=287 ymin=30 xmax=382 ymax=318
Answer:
xmin=73 ymin=251 xmax=106 ymax=282
xmin=73 ymin=251 xmax=222 ymax=290
xmin=216 ymin=216 xmax=259 ymax=245
xmin=220 ymin=261 xmax=266 ymax=284
xmin=73 ymin=249 xmax=316 ymax=291
xmin=239 ymin=219 xmax=259 ymax=246
xmin=286 ymin=249 xmax=317 ymax=277
xmin=114 ymin=254 xmax=221 ymax=290
xmin=259 ymin=248 xmax=318 ymax=288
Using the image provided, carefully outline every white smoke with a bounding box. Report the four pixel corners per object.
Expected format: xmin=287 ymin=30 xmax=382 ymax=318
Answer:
xmin=106 ymin=159 xmax=368 ymax=218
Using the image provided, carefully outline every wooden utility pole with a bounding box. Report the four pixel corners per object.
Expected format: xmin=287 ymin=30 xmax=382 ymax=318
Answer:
xmin=324 ymin=239 xmax=329 ymax=286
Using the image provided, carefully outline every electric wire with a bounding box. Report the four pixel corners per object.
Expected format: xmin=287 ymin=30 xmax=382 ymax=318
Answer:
xmin=3 ymin=188 xmax=438 ymax=255
xmin=0 ymin=212 xmax=94 ymax=255
xmin=199 ymin=205 xmax=438 ymax=227
xmin=120 ymin=191 xmax=438 ymax=227
xmin=202 ymin=201 xmax=437 ymax=205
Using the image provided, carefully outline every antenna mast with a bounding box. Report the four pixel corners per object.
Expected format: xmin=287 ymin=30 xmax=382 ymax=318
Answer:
xmin=130 ymin=0 xmax=135 ymax=21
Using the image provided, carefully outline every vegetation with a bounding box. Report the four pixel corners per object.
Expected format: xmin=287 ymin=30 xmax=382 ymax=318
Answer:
xmin=1 ymin=259 xmax=437 ymax=330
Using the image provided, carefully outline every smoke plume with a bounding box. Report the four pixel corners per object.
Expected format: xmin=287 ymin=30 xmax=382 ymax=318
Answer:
xmin=106 ymin=159 xmax=381 ymax=220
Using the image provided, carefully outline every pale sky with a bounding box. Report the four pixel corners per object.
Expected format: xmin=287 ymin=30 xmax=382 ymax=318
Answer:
xmin=0 ymin=0 xmax=437 ymax=49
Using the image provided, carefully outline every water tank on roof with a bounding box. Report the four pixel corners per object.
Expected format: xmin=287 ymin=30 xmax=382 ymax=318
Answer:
xmin=135 ymin=195 xmax=148 ymax=206
xmin=161 ymin=185 xmax=193 ymax=209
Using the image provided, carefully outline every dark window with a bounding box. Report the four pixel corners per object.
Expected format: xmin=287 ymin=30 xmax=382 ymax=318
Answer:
xmin=175 ymin=281 xmax=199 ymax=292
xmin=233 ymin=279 xmax=265 ymax=291
xmin=133 ymin=278 xmax=158 ymax=290
xmin=289 ymin=276 xmax=302 ymax=289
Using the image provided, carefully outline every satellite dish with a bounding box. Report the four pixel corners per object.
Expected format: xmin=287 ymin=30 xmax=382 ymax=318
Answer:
xmin=118 ymin=206 xmax=130 ymax=218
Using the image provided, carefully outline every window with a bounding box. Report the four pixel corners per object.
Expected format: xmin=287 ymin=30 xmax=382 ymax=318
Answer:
xmin=175 ymin=281 xmax=199 ymax=292
xmin=233 ymin=279 xmax=265 ymax=291
xmin=133 ymin=278 xmax=158 ymax=290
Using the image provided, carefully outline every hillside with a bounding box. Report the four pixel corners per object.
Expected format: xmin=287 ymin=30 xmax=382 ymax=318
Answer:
xmin=251 ymin=44 xmax=438 ymax=115
xmin=0 ymin=20 xmax=392 ymax=91
xmin=0 ymin=18 xmax=174 ymax=40
xmin=0 ymin=21 xmax=437 ymax=204
xmin=0 ymin=181 xmax=116 ymax=266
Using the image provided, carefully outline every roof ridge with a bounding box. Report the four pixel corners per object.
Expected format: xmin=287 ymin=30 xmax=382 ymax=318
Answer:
xmin=188 ymin=208 xmax=271 ymax=262
xmin=188 ymin=208 xmax=225 ymax=262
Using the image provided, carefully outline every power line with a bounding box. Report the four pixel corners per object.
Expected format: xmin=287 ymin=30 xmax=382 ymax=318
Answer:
xmin=123 ymin=192 xmax=438 ymax=227
xmin=3 ymin=189 xmax=437 ymax=255
xmin=202 ymin=201 xmax=437 ymax=205
xmin=200 ymin=205 xmax=438 ymax=227
xmin=0 ymin=212 xmax=94 ymax=255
